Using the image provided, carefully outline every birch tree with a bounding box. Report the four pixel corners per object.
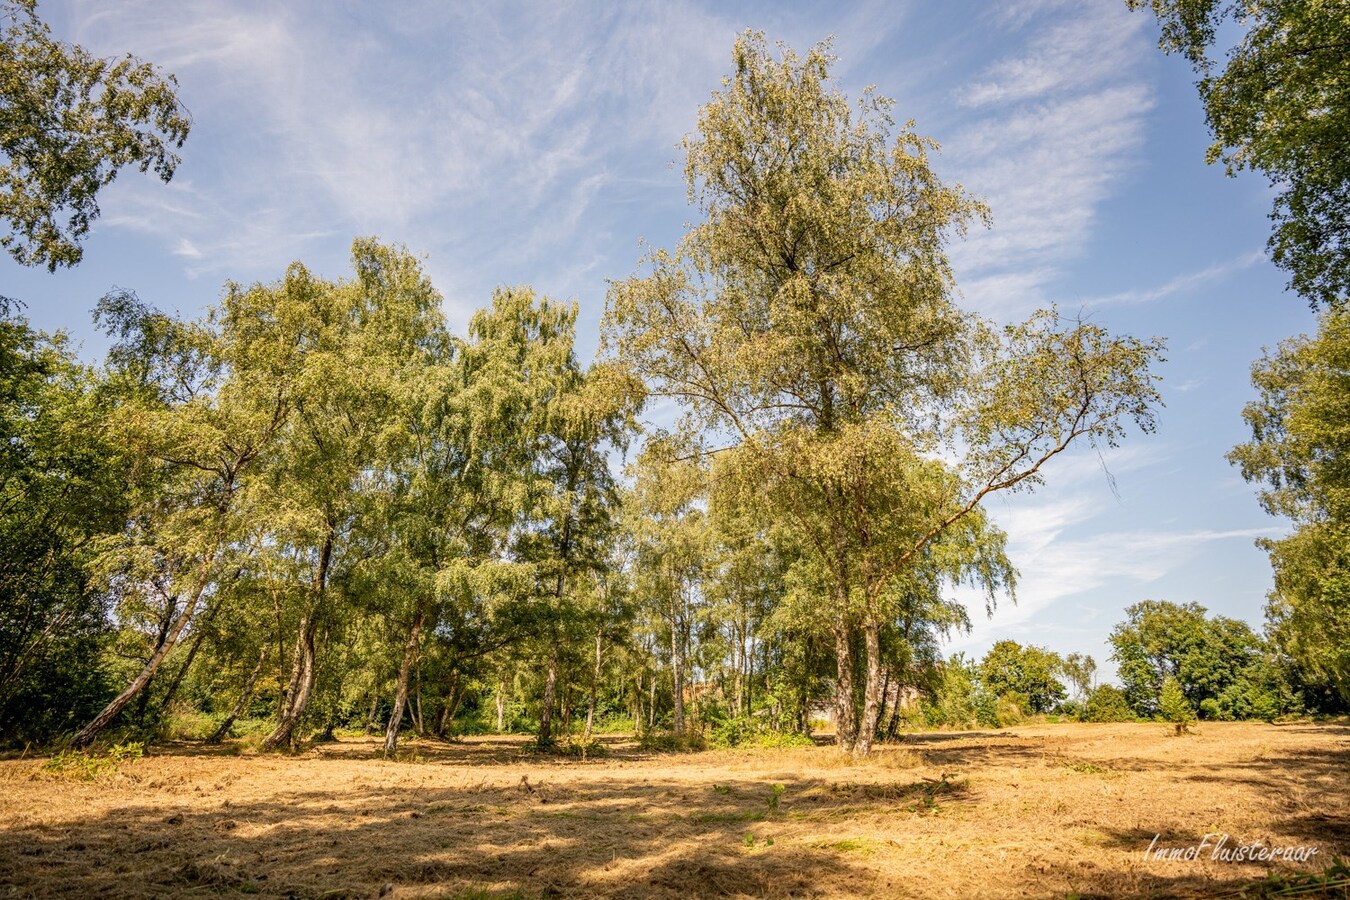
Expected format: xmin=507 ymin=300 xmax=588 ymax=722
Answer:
xmin=604 ymin=32 xmax=1163 ymax=754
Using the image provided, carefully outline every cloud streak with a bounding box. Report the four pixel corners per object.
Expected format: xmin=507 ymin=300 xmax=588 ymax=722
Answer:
xmin=943 ymin=2 xmax=1154 ymax=319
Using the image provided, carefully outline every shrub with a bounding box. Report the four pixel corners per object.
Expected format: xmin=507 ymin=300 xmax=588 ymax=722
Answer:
xmin=39 ymin=741 xmax=144 ymax=781
xmin=1082 ymin=685 xmax=1135 ymax=722
xmin=1159 ymin=675 xmax=1195 ymax=735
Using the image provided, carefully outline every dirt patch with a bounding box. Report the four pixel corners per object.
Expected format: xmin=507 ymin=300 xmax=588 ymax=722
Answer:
xmin=1 ymin=722 xmax=1346 ymax=898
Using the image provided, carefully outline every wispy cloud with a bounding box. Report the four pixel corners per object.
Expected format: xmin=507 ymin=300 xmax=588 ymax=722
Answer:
xmin=944 ymin=3 xmax=1154 ymax=319
xmin=950 ymin=523 xmax=1271 ymax=640
xmin=72 ymin=0 xmax=735 ymax=325
xmin=1085 ymin=250 xmax=1266 ymax=306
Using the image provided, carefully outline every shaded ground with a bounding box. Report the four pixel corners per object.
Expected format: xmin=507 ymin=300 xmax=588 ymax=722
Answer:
xmin=1 ymin=722 xmax=1346 ymax=898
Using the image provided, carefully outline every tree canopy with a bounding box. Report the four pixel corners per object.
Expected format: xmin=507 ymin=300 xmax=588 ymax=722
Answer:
xmin=1 ymin=0 xmax=190 ymax=270
xmin=1129 ymin=0 xmax=1350 ymax=307
xmin=1230 ymin=308 xmax=1350 ymax=703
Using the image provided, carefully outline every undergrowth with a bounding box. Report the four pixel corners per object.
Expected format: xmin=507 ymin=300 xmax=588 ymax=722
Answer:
xmin=38 ymin=741 xmax=144 ymax=781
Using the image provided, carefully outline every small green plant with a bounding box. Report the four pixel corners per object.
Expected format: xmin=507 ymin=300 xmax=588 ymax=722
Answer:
xmin=1159 ymin=675 xmax=1196 ymax=735
xmin=767 ymin=782 xmax=786 ymax=812
xmin=1237 ymin=856 xmax=1350 ymax=897
xmin=742 ymin=833 xmax=756 ymax=847
xmin=712 ymin=784 xmax=731 ymax=795
xmin=39 ymin=741 xmax=144 ymax=781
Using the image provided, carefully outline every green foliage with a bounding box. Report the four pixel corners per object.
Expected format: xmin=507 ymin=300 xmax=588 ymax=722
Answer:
xmin=1082 ymin=685 xmax=1135 ymax=723
xmin=1159 ymin=675 xmax=1195 ymax=734
xmin=1110 ymin=599 xmax=1272 ymax=718
xmin=39 ymin=740 xmax=143 ymax=781
xmin=1230 ymin=309 xmax=1350 ymax=707
xmin=0 ymin=306 xmax=127 ymax=745
xmin=1235 ymin=857 xmax=1350 ymax=898
xmin=1129 ymin=0 xmax=1349 ymax=307
xmin=707 ymin=715 xmax=813 ymax=749
xmin=0 ymin=0 xmax=190 ymax=269
xmin=922 ymin=653 xmax=1000 ymax=729
xmin=980 ymin=640 xmax=1067 ymax=714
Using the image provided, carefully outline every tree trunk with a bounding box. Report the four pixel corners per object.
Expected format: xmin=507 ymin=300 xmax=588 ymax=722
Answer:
xmin=157 ymin=612 xmax=216 ymax=719
xmin=72 ymin=579 xmax=207 ymax=748
xmin=732 ymin=621 xmax=743 ymax=717
xmin=382 ymin=608 xmax=425 ymax=757
xmin=133 ymin=596 xmax=180 ymax=724
xmin=875 ymin=668 xmax=891 ymax=743
xmin=648 ymin=670 xmax=656 ymax=732
xmin=364 ymin=693 xmax=379 ymax=734
xmin=445 ymin=674 xmax=467 ymax=739
xmin=633 ymin=672 xmax=643 ymax=736
xmin=747 ymin=631 xmax=754 ymax=718
xmin=561 ymin=686 xmax=574 ymax=737
xmin=885 ymin=681 xmax=904 ymax=741
xmin=264 ymin=611 xmax=317 ymax=751
xmin=583 ymin=628 xmax=602 ymax=745
xmin=263 ymin=532 xmax=332 ymax=751
xmin=208 ymin=645 xmax=269 ymax=744
xmin=495 ymin=675 xmax=508 ymax=733
xmin=832 ymin=616 xmax=858 ymax=752
xmin=538 ymin=638 xmax=560 ymax=746
xmin=854 ymin=621 xmax=882 ymax=757
xmin=671 ymin=611 xmax=686 ymax=735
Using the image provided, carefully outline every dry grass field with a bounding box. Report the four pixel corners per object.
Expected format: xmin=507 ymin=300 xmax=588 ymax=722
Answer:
xmin=1 ymin=721 xmax=1346 ymax=899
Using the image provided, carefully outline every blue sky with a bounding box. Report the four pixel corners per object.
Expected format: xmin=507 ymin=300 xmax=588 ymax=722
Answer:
xmin=8 ymin=0 xmax=1316 ymax=681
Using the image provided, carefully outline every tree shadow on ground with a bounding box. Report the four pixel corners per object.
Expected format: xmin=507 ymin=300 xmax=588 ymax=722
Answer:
xmin=1 ymin=768 xmax=954 ymax=899
xmin=1178 ymin=729 xmax=1350 ymax=851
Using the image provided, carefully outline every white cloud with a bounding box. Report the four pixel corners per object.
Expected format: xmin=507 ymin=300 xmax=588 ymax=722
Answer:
xmin=944 ymin=3 xmax=1154 ymax=319
xmin=1086 ymin=250 xmax=1267 ymax=307
xmin=950 ymin=523 xmax=1271 ymax=640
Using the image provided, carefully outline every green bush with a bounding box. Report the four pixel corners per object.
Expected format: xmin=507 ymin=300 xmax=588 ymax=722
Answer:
xmin=995 ymin=693 xmax=1027 ymax=726
xmin=1082 ymin=685 xmax=1135 ymax=722
xmin=1160 ymin=675 xmax=1196 ymax=734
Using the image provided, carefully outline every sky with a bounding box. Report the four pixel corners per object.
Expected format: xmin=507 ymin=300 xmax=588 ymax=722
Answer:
xmin=6 ymin=0 xmax=1318 ymax=682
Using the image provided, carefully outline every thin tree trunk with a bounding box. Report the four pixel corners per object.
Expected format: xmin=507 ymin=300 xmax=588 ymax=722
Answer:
xmin=735 ymin=621 xmax=746 ymax=717
xmin=583 ymin=628 xmax=602 ymax=744
xmin=157 ymin=610 xmax=216 ymax=718
xmin=561 ymin=686 xmax=574 ymax=737
xmin=538 ymin=638 xmax=560 ymax=746
xmin=264 ymin=612 xmax=317 ymax=750
xmin=671 ymin=610 xmax=686 ymax=735
xmin=855 ymin=621 xmax=883 ymax=757
xmin=648 ymin=670 xmax=656 ymax=731
xmin=134 ymin=596 xmax=180 ymax=724
xmin=72 ymin=573 xmax=210 ymax=748
xmin=208 ymin=645 xmax=269 ymax=744
xmin=382 ymin=607 xmax=425 ymax=757
xmin=875 ymin=668 xmax=891 ymax=743
xmin=885 ymin=682 xmax=904 ymax=741
xmin=746 ymin=631 xmax=754 ymax=717
xmin=364 ymin=693 xmax=379 ymax=734
xmin=633 ymin=672 xmax=643 ymax=736
xmin=442 ymin=679 xmax=464 ymax=734
xmin=263 ymin=532 xmax=332 ymax=751
xmin=832 ymin=614 xmax=858 ymax=752
xmin=495 ymin=675 xmax=508 ymax=733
